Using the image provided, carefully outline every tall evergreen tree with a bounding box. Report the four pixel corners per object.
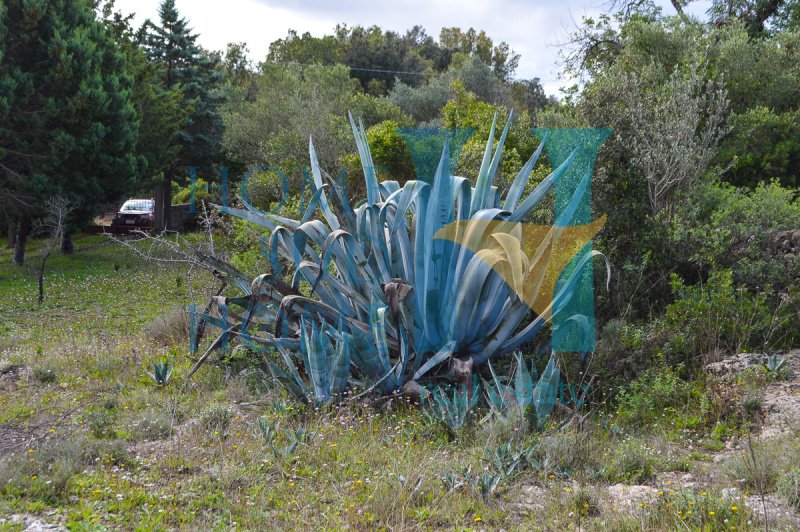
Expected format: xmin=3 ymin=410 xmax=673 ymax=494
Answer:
xmin=139 ymin=0 xmax=224 ymax=230
xmin=0 ymin=0 xmax=138 ymax=264
xmin=99 ymin=1 xmax=186 ymax=199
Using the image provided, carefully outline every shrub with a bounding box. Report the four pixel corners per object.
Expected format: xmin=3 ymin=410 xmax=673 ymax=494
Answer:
xmin=778 ymin=467 xmax=800 ymax=510
xmin=661 ymin=270 xmax=771 ymax=363
xmin=145 ymin=307 xmax=191 ymax=346
xmin=533 ymin=429 xmax=601 ymax=479
xmin=127 ymin=411 xmax=173 ymax=441
xmin=602 ymin=440 xmax=655 ymax=484
xmin=365 ymin=120 xmax=415 ymax=182
xmin=173 ymin=177 xmax=221 ymax=205
xmin=0 ymin=437 xmax=129 ymax=500
xmin=669 ymin=179 xmax=800 ymax=292
xmin=717 ymin=107 xmax=800 ymax=189
xmin=85 ymin=404 xmax=118 ymax=439
xmin=32 ymin=366 xmax=58 ymax=384
xmin=725 ymin=440 xmax=782 ymax=493
xmin=588 ymin=318 xmax=649 ymax=400
xmin=615 ymin=365 xmax=699 ymax=429
xmin=201 ymin=404 xmax=234 ymax=437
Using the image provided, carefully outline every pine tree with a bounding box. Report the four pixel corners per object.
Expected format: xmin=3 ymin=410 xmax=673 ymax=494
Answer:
xmin=0 ymin=0 xmax=138 ymax=264
xmin=139 ymin=0 xmax=224 ymax=230
xmin=99 ymin=1 xmax=186 ymax=198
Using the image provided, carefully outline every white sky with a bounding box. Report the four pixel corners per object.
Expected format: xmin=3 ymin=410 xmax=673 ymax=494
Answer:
xmin=112 ymin=0 xmax=711 ymax=95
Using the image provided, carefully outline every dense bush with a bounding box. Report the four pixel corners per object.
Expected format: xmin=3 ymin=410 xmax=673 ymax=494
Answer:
xmin=660 ymin=270 xmax=772 ymax=363
xmin=615 ymin=364 xmax=700 ymax=429
xmin=588 ymin=319 xmax=650 ymax=400
xmin=668 ymin=180 xmax=800 ymax=291
xmin=365 ymin=120 xmax=415 ymax=182
xmin=718 ymin=108 xmax=800 ymax=188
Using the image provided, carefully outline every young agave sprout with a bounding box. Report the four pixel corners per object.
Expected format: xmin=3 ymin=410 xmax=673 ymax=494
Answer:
xmin=766 ymin=354 xmax=786 ymax=373
xmin=187 ymin=112 xmax=608 ymax=410
xmin=147 ymin=360 xmax=173 ymax=386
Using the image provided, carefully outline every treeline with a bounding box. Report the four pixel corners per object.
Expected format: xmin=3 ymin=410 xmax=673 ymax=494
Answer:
xmin=1 ymin=0 xmax=550 ymax=264
xmin=1 ymin=0 xmax=224 ymax=264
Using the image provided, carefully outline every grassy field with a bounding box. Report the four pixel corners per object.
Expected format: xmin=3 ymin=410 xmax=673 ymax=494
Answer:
xmin=1 ymin=234 xmax=799 ymax=530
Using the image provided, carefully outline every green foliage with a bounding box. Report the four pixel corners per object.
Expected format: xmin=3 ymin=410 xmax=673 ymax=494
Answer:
xmin=779 ymin=467 xmax=800 ymax=510
xmin=32 ymin=366 xmax=58 ymax=384
xmin=365 ymin=120 xmax=415 ymax=181
xmin=222 ymin=63 xmax=357 ymax=180
xmin=725 ymin=442 xmax=781 ymax=493
xmin=602 ymin=440 xmax=655 ymax=484
xmin=140 ymin=0 xmax=224 ymax=171
xmin=662 ymin=270 xmax=772 ymax=359
xmin=347 ymin=92 xmax=414 ymax=129
xmin=589 ymin=319 xmax=649 ymax=399
xmin=0 ymin=437 xmax=130 ymax=501
xmin=442 ymin=81 xmax=541 ymax=189
xmin=615 ymin=365 xmax=699 ymax=429
xmin=669 ymin=180 xmax=800 ymax=292
xmin=147 ymin=360 xmax=173 ymax=386
xmin=267 ymin=25 xmax=521 ymax=95
xmin=201 ymin=404 xmax=234 ymax=437
xmin=1 ymin=0 xmax=138 ymax=242
xmin=86 ymin=404 xmax=119 ymax=439
xmin=388 ymin=77 xmax=453 ymax=123
xmin=173 ymin=178 xmax=219 ymax=205
xmin=98 ymin=3 xmax=186 ymax=195
xmin=718 ymin=107 xmax=800 ymax=188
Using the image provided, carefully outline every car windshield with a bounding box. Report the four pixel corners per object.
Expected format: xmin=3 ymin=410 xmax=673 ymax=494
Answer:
xmin=121 ymin=200 xmax=153 ymax=212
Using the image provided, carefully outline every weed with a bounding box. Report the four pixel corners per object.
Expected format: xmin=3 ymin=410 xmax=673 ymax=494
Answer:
xmin=201 ymin=404 xmax=234 ymax=437
xmin=145 ymin=307 xmax=191 ymax=346
xmin=32 ymin=366 xmax=58 ymax=384
xmin=602 ymin=440 xmax=655 ymax=484
xmin=778 ymin=467 xmax=800 ymax=510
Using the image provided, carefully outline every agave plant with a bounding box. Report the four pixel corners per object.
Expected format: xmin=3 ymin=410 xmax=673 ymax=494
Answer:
xmin=765 ymin=354 xmax=786 ymax=374
xmin=484 ymin=352 xmax=560 ymax=430
xmin=188 ymin=112 xmax=608 ymax=404
xmin=147 ymin=360 xmax=173 ymax=386
xmin=424 ymin=381 xmax=481 ymax=434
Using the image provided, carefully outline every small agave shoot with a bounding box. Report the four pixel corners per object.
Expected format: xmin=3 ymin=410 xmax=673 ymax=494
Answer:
xmin=765 ymin=354 xmax=786 ymax=374
xmin=188 ymin=112 xmax=608 ymax=417
xmin=484 ymin=352 xmax=561 ymax=430
xmin=147 ymin=360 xmax=173 ymax=386
xmin=424 ymin=380 xmax=481 ymax=434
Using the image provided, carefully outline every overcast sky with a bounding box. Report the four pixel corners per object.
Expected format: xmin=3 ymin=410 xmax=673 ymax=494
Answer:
xmin=112 ymin=0 xmax=710 ymax=95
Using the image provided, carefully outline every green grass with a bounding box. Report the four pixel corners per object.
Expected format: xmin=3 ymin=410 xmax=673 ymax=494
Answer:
xmin=0 ymin=234 xmax=798 ymax=529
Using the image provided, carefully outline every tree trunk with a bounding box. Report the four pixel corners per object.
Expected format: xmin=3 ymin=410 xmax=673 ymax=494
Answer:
xmin=60 ymin=231 xmax=73 ymax=255
xmin=38 ymin=252 xmax=50 ymax=305
xmin=7 ymin=216 xmax=17 ymax=249
xmin=154 ymin=175 xmax=173 ymax=232
xmin=12 ymin=216 xmax=30 ymax=265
